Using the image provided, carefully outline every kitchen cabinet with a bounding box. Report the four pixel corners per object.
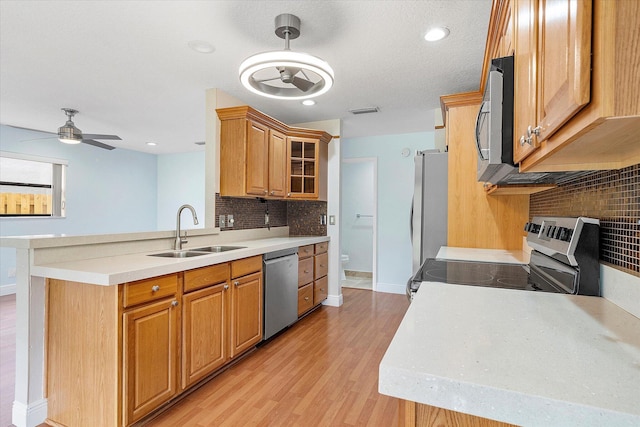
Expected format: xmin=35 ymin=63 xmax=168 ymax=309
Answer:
xmin=513 ymin=0 xmax=592 ymax=164
xmin=182 ymin=264 xmax=230 ymax=389
xmin=313 ymin=242 xmax=328 ymax=305
xmin=297 ymin=243 xmax=329 ymax=316
xmin=123 ymin=293 xmax=179 ymax=424
xmin=229 ymin=256 xmax=263 ymax=358
xmin=399 ymin=401 xmax=516 ymax=427
xmin=217 ymin=106 xmax=332 ymax=201
xmin=44 ymin=256 xmax=264 ymax=426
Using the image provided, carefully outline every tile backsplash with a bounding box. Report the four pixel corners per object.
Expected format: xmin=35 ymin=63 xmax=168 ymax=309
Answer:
xmin=215 ymin=194 xmax=326 ymax=236
xmin=530 ymin=163 xmax=639 ymax=275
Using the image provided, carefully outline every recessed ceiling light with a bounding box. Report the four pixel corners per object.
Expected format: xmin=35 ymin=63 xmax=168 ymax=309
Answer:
xmin=146 ymin=142 xmax=157 ymax=146
xmin=424 ymin=27 xmax=450 ymax=42
xmin=302 ymin=100 xmax=316 ymax=106
xmin=188 ymin=40 xmax=215 ymax=54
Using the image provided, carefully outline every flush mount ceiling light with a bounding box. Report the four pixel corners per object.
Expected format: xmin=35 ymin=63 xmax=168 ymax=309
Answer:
xmin=424 ymin=27 xmax=450 ymax=42
xmin=239 ymin=13 xmax=334 ymax=100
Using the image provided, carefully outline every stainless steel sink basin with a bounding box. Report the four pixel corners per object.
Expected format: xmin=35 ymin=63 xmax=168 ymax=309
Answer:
xmin=148 ymin=251 xmax=209 ymax=258
xmin=148 ymin=246 xmax=246 ymax=258
xmin=192 ymin=245 xmax=247 ymax=253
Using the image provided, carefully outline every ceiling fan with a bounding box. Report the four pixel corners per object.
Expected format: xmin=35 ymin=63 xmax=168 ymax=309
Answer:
xmin=8 ymin=108 xmax=121 ymax=150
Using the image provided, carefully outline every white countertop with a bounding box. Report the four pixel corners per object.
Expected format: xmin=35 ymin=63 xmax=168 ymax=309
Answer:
xmin=32 ymin=236 xmax=328 ymax=285
xmin=437 ymin=246 xmax=530 ymax=264
xmin=379 ymin=282 xmax=640 ymax=427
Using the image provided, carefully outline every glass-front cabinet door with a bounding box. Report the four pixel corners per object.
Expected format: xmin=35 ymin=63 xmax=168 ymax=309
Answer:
xmin=287 ymin=137 xmax=319 ymax=199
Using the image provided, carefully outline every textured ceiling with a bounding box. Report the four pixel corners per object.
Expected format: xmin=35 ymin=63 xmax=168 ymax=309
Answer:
xmin=0 ymin=1 xmax=491 ymax=154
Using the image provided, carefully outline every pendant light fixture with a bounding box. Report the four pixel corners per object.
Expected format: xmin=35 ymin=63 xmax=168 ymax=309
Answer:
xmin=239 ymin=14 xmax=334 ymax=100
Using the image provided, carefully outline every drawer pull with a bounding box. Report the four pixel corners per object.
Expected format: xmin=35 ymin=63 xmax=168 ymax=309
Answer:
xmin=224 ymin=284 xmax=229 ymax=290
xmin=171 ymin=300 xmax=179 ymax=307
xmin=234 ymin=281 xmax=240 ymax=287
xmin=320 ymin=264 xmax=325 ymax=268
xmin=151 ymin=285 xmax=160 ymax=292
xmin=304 ymin=296 xmax=310 ymax=301
xmin=320 ymin=288 xmax=325 ymax=292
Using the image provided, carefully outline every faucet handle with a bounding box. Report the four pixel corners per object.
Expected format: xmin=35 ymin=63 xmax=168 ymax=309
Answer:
xmin=180 ymin=231 xmax=188 ymax=244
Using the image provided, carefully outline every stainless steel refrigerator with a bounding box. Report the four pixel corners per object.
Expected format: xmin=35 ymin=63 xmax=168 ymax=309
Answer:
xmin=411 ymin=150 xmax=448 ymax=274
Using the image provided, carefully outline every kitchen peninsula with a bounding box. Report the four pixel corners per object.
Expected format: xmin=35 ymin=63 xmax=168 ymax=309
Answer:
xmin=1 ymin=227 xmax=330 ymax=427
xmin=379 ymin=281 xmax=640 ymax=427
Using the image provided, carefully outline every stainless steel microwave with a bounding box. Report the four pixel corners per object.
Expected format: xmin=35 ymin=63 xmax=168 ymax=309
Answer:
xmin=476 ymin=55 xmax=515 ymax=184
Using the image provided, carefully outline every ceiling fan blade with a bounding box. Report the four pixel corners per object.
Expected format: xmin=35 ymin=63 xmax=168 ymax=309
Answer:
xmin=291 ymin=76 xmax=314 ymax=92
xmin=81 ymin=139 xmax=116 ymax=150
xmin=5 ymin=124 xmax=56 ymax=135
xmin=254 ymin=77 xmax=281 ymax=83
xmin=82 ymin=133 xmax=121 ymax=140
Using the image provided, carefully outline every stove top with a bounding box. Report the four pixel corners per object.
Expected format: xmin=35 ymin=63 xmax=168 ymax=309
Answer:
xmin=407 ymin=217 xmax=600 ymax=301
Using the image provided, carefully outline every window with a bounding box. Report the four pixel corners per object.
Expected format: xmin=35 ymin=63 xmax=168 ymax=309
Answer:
xmin=0 ymin=151 xmax=67 ymax=217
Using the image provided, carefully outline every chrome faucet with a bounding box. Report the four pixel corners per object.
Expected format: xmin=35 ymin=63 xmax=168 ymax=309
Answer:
xmin=175 ymin=204 xmax=199 ymax=250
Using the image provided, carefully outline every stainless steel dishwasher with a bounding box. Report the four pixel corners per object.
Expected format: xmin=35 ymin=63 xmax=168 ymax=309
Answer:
xmin=263 ymin=247 xmax=299 ymax=340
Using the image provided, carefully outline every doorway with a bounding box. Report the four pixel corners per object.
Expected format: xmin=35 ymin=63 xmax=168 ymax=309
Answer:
xmin=340 ymin=158 xmax=377 ymax=291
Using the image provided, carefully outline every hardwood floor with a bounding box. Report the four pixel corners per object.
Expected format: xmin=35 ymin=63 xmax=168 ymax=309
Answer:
xmin=0 ymin=288 xmax=410 ymax=427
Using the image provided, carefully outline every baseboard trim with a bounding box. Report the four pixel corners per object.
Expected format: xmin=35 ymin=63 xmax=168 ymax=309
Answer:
xmin=12 ymin=398 xmax=48 ymax=427
xmin=323 ymin=293 xmax=343 ymax=307
xmin=376 ymin=282 xmax=405 ymax=295
xmin=0 ymin=283 xmax=16 ymax=296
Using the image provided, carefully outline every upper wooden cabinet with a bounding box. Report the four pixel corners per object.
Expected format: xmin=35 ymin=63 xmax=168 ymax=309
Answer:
xmin=513 ymin=0 xmax=592 ymax=163
xmin=481 ymin=0 xmax=640 ymax=173
xmin=217 ymin=106 xmax=332 ymax=201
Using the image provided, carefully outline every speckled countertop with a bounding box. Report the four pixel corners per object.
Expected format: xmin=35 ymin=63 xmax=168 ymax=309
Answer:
xmin=379 ymin=281 xmax=640 ymax=427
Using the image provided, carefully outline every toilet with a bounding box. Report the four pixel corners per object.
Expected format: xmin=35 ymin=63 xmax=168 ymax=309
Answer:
xmin=340 ymin=254 xmax=350 ymax=281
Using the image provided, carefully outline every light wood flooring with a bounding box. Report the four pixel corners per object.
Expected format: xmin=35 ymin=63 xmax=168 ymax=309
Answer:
xmin=0 ymin=288 xmax=410 ymax=426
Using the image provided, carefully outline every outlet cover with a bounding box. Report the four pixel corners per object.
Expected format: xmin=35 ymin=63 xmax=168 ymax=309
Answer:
xmin=219 ymin=215 xmax=226 ymax=228
xmin=228 ymin=214 xmax=234 ymax=228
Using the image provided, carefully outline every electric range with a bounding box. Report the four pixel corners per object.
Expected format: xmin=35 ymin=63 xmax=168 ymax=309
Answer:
xmin=407 ymin=217 xmax=600 ymax=301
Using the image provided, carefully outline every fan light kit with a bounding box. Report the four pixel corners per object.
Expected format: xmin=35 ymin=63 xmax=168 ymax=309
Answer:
xmin=239 ymin=14 xmax=334 ymax=100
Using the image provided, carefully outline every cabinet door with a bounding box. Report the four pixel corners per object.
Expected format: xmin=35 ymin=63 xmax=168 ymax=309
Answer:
xmin=246 ymin=120 xmax=269 ymax=196
xmin=123 ymin=298 xmax=179 ymax=425
xmin=535 ymin=0 xmax=591 ymax=142
xmin=182 ymin=282 xmax=228 ymax=389
xmin=230 ymin=271 xmax=263 ymax=358
xmin=268 ymin=130 xmax=287 ymax=197
xmin=513 ymin=0 xmax=538 ymax=163
xmin=287 ymin=137 xmax=319 ymax=199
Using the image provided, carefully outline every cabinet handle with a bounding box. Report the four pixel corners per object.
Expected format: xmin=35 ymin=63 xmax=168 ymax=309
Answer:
xmin=224 ymin=284 xmax=229 ymax=290
xmin=519 ymin=135 xmax=532 ymax=146
xmin=320 ymin=288 xmax=325 ymax=292
xmin=234 ymin=281 xmax=240 ymax=287
xmin=264 ymin=190 xmax=268 ymax=194
xmin=287 ymin=193 xmax=291 ymax=197
xmin=304 ymin=296 xmax=310 ymax=301
xmin=171 ymin=300 xmax=179 ymax=307
xmin=527 ymin=125 xmax=542 ymax=137
xmin=304 ymin=270 xmax=309 ymax=274
xmin=320 ymin=264 xmax=325 ymax=268
xmin=270 ymin=191 xmax=275 ymax=195
xmin=151 ymin=285 xmax=160 ymax=292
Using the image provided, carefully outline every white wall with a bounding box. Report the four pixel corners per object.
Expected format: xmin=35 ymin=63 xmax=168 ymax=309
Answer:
xmin=341 ymin=159 xmax=375 ymax=273
xmin=0 ymin=124 xmax=158 ymax=290
xmin=342 ymin=132 xmax=436 ymax=294
xmin=156 ymin=151 xmax=205 ymax=231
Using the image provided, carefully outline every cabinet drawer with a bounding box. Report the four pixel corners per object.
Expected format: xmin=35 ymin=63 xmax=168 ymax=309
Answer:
xmin=298 ymin=257 xmax=314 ymax=287
xmin=123 ymin=274 xmax=178 ymax=308
xmin=231 ymin=255 xmax=262 ymax=279
xmin=314 ymin=275 xmax=328 ymax=305
xmin=298 ymin=283 xmax=314 ymax=317
xmin=314 ymin=252 xmax=328 ymax=280
xmin=184 ymin=263 xmax=229 ymax=293
xmin=315 ymin=242 xmax=328 ymax=254
xmin=298 ymin=245 xmax=314 ymax=259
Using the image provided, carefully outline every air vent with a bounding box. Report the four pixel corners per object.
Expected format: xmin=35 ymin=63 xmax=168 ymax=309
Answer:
xmin=348 ymin=107 xmax=380 ymax=115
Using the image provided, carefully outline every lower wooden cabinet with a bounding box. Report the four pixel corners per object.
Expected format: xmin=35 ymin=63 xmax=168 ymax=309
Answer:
xmin=45 ymin=255 xmax=264 ymax=427
xmin=230 ymin=269 xmax=263 ymax=358
xmin=314 ymin=275 xmax=328 ymax=305
xmin=298 ymin=282 xmax=314 ymax=316
xmin=123 ymin=297 xmax=180 ymax=424
xmin=399 ymin=400 xmax=517 ymax=427
xmin=181 ymin=282 xmax=228 ymax=389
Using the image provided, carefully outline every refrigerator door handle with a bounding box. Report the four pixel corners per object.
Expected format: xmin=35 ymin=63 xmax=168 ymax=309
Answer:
xmin=409 ymin=197 xmax=414 ymax=243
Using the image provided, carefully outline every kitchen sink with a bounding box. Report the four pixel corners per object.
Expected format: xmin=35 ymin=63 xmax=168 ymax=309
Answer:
xmin=192 ymin=245 xmax=247 ymax=252
xmin=148 ymin=251 xmax=209 ymax=258
xmin=148 ymin=246 xmax=247 ymax=258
